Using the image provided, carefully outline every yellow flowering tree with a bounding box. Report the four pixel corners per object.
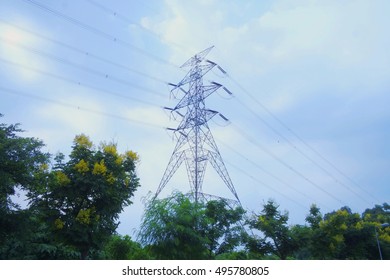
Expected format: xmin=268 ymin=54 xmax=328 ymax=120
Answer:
xmin=34 ymin=134 xmax=140 ymax=259
xmin=297 ymin=205 xmax=390 ymax=260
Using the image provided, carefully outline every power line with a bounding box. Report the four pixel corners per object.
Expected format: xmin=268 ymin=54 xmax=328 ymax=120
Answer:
xmin=215 ymin=60 xmax=380 ymax=205
xmin=0 ymin=57 xmax=159 ymax=107
xmin=215 ymin=136 xmax=330 ymax=211
xmin=230 ymin=75 xmax=381 ymax=204
xmin=0 ymin=37 xmax=164 ymax=97
xmin=233 ymin=95 xmax=374 ymax=206
xmin=84 ymin=0 xmax=190 ymax=55
xmin=0 ymin=86 xmax=163 ymax=129
xmin=224 ymin=160 xmax=307 ymax=210
xmin=2 ymin=85 xmax=334 ymax=212
xmin=1 ymin=81 xmax=316 ymax=211
xmin=231 ymin=123 xmax=347 ymax=206
xmin=21 ymin=0 xmax=178 ymax=68
xmin=0 ymin=18 xmax=168 ymax=85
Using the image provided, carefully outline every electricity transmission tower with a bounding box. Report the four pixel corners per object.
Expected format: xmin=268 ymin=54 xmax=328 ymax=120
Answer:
xmin=154 ymin=46 xmax=240 ymax=204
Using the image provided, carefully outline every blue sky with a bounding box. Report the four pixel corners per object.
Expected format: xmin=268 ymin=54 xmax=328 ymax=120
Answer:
xmin=1 ymin=0 xmax=389 ymax=236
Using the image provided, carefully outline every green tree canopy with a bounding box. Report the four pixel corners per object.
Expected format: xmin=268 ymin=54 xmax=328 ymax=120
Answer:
xmin=203 ymin=199 xmax=246 ymax=257
xmin=103 ymin=235 xmax=151 ymax=260
xmin=27 ymin=134 xmax=140 ymax=259
xmin=0 ymin=116 xmax=49 ymax=213
xmin=1 ymin=126 xmax=141 ymax=259
xmin=248 ymin=199 xmax=297 ymax=259
xmin=138 ymin=191 xmax=246 ymax=259
xmin=0 ymin=116 xmax=50 ymax=257
xmin=291 ymin=204 xmax=390 ymax=260
xmin=1 ymin=116 xmax=389 ymax=260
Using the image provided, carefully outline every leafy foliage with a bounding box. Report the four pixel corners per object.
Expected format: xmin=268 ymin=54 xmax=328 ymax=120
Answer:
xmin=203 ymin=199 xmax=246 ymax=257
xmin=0 ymin=116 xmax=389 ymax=260
xmin=0 ymin=118 xmax=49 ymax=213
xmin=138 ymin=192 xmax=208 ymax=259
xmin=290 ymin=204 xmax=390 ymax=259
xmin=0 ymin=117 xmax=140 ymax=259
xmin=28 ymin=134 xmax=140 ymax=259
xmin=138 ymin=192 xmax=246 ymax=259
xmin=0 ymin=117 xmax=50 ymax=258
xmin=103 ymin=235 xmax=151 ymax=260
xmin=248 ymin=200 xmax=297 ymax=259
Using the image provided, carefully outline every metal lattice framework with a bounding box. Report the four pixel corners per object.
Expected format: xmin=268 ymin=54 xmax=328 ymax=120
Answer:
xmin=154 ymin=46 xmax=240 ymax=203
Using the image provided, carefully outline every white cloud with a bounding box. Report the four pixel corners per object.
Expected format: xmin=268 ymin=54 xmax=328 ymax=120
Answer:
xmin=29 ymin=88 xmax=108 ymax=155
xmin=0 ymin=19 xmax=52 ymax=82
xmin=126 ymin=0 xmax=390 ymax=228
xmin=145 ymin=0 xmax=390 ymax=110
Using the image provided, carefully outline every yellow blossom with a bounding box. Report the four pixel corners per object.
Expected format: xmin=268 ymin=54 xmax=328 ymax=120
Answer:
xmin=54 ymin=218 xmax=64 ymax=230
xmin=340 ymin=223 xmax=347 ymax=231
xmin=55 ymin=171 xmax=70 ymax=186
xmin=74 ymin=159 xmax=89 ymax=174
xmin=102 ymin=144 xmax=118 ymax=156
xmin=76 ymin=209 xmax=92 ymax=225
xmin=92 ymin=159 xmax=107 ymax=176
xmin=380 ymin=233 xmax=390 ymax=243
xmin=39 ymin=163 xmax=49 ymax=172
xmin=115 ymin=155 xmax=123 ymax=166
xmin=355 ymin=221 xmax=363 ymax=230
xmin=106 ymin=172 xmax=115 ymax=185
xmin=125 ymin=150 xmax=139 ymax=162
xmin=364 ymin=213 xmax=372 ymax=221
xmin=333 ymin=234 xmax=344 ymax=243
xmin=73 ymin=134 xmax=93 ymax=149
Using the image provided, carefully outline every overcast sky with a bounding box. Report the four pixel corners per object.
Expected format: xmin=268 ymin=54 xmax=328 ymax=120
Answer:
xmin=1 ymin=0 xmax=389 ymax=236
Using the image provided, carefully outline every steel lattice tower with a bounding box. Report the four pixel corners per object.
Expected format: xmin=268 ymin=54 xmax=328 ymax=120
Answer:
xmin=155 ymin=46 xmax=240 ymax=203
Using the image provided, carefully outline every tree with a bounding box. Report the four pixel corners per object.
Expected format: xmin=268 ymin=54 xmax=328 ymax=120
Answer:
xmin=138 ymin=191 xmax=246 ymax=259
xmin=287 ymin=204 xmax=324 ymax=260
xmin=103 ymin=235 xmax=151 ymax=260
xmin=29 ymin=134 xmax=140 ymax=259
xmin=138 ymin=192 xmax=208 ymax=259
xmin=0 ymin=116 xmax=49 ymax=213
xmin=362 ymin=203 xmax=390 ymax=224
xmin=362 ymin=203 xmax=390 ymax=259
xmin=248 ymin=200 xmax=296 ymax=259
xmin=307 ymin=206 xmax=387 ymax=259
xmin=203 ymin=199 xmax=246 ymax=257
xmin=289 ymin=224 xmax=312 ymax=259
xmin=306 ymin=204 xmax=322 ymax=229
xmin=0 ymin=116 xmax=50 ymax=258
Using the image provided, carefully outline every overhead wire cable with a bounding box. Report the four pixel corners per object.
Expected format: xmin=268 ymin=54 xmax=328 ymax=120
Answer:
xmin=224 ymin=160 xmax=308 ymax=210
xmin=21 ymin=0 xmax=179 ymax=68
xmin=0 ymin=18 xmax=168 ymax=85
xmin=0 ymin=57 xmax=159 ymax=107
xmin=215 ymin=136 xmax=330 ymax=211
xmin=0 ymin=86 xmax=163 ymax=129
xmin=227 ymin=74 xmax=381 ymax=204
xmin=211 ymin=54 xmax=380 ymax=205
xmin=84 ymin=0 xmax=190 ymax=56
xmin=233 ymin=96 xmax=374 ymax=205
xmin=0 ymin=37 xmax=165 ymax=97
xmin=230 ymin=123 xmax=347 ymax=206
